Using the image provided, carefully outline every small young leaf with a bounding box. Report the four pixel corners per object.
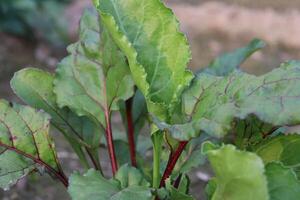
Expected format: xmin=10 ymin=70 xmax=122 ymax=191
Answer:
xmin=202 ymin=39 xmax=265 ymax=76
xmin=205 ymin=178 xmax=217 ymax=200
xmin=0 ymin=99 xmax=64 ymax=188
xmin=68 ymin=168 xmax=152 ymax=200
xmin=265 ymin=162 xmax=300 ymax=200
xmin=234 ymin=115 xmax=275 ymax=149
xmin=54 ymin=8 xmax=134 ymax=129
xmin=254 ymin=134 xmax=300 ymax=177
xmin=203 ymin=142 xmax=269 ymax=200
xmin=165 ymin=175 xmax=195 ymax=200
xmin=115 ymin=164 xmax=150 ymax=188
xmin=98 ymin=0 xmax=193 ymax=120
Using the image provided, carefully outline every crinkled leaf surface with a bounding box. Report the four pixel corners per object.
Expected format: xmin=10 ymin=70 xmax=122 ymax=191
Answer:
xmin=98 ymin=0 xmax=193 ymax=120
xmin=202 ymin=39 xmax=265 ymax=76
xmin=54 ymin=8 xmax=134 ymax=128
xmin=68 ymin=166 xmax=152 ymax=200
xmin=0 ymin=100 xmax=61 ymax=189
xmin=156 ymin=61 xmax=300 ymax=140
xmin=265 ymin=162 xmax=300 ymax=200
xmin=203 ymin=142 xmax=269 ymax=200
xmin=254 ymin=134 xmax=300 ymax=176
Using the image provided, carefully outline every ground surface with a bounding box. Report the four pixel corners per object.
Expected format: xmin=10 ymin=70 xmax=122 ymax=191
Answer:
xmin=1 ymin=0 xmax=300 ymax=199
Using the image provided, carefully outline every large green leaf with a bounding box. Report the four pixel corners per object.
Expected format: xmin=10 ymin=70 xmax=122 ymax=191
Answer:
xmin=98 ymin=0 xmax=193 ymax=120
xmin=202 ymin=39 xmax=265 ymax=76
xmin=54 ymin=8 xmax=134 ymax=129
xmin=11 ymin=67 xmax=100 ymax=167
xmin=265 ymin=162 xmax=300 ymax=200
xmin=254 ymin=134 xmax=300 ymax=176
xmin=155 ymin=61 xmax=300 ymax=140
xmin=203 ymin=142 xmax=269 ymax=200
xmin=0 ymin=99 xmax=64 ymax=189
xmin=68 ymin=166 xmax=152 ymax=200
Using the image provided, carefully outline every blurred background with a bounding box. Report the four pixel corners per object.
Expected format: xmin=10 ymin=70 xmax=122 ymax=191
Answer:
xmin=1 ymin=0 xmax=300 ymax=199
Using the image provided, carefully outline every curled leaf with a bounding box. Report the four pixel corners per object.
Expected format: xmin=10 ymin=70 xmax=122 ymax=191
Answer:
xmin=202 ymin=38 xmax=265 ymax=76
xmin=203 ymin=142 xmax=269 ymax=200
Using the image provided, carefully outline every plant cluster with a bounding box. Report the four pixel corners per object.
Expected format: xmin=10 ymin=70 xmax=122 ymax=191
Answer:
xmin=1 ymin=0 xmax=300 ymax=199
xmin=0 ymin=0 xmax=71 ymax=45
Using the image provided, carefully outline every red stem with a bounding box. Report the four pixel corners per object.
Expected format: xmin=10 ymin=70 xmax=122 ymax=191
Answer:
xmin=173 ymin=173 xmax=183 ymax=189
xmin=125 ymin=99 xmax=137 ymax=167
xmin=105 ymin=110 xmax=118 ymax=175
xmin=159 ymin=141 xmax=188 ymax=187
xmin=0 ymin=142 xmax=69 ymax=187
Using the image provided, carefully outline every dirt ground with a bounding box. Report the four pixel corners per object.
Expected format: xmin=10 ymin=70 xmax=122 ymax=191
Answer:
xmin=1 ymin=0 xmax=300 ymax=199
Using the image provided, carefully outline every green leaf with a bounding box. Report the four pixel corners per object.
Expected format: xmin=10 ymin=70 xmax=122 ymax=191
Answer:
xmin=177 ymin=142 xmax=206 ymax=174
xmin=234 ymin=115 xmax=275 ymax=149
xmin=54 ymin=8 xmax=134 ymax=129
xmin=98 ymin=0 xmax=193 ymax=120
xmin=0 ymin=150 xmax=35 ymax=189
xmin=205 ymin=178 xmax=217 ymax=200
xmin=155 ymin=175 xmax=194 ymax=200
xmin=202 ymin=39 xmax=265 ymax=76
xmin=131 ymin=90 xmax=148 ymax=138
xmin=68 ymin=168 xmax=152 ymax=200
xmin=115 ymin=164 xmax=150 ymax=188
xmin=155 ymin=61 xmax=300 ymax=140
xmin=254 ymin=134 xmax=300 ymax=176
xmin=265 ymin=162 xmax=300 ymax=200
xmin=203 ymin=142 xmax=269 ymax=200
xmin=0 ymin=99 xmax=63 ymax=189
xmin=165 ymin=175 xmax=194 ymax=200
xmin=11 ymin=67 xmax=100 ymax=167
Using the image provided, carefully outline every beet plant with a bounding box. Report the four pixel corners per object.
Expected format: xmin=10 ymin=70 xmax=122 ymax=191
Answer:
xmin=2 ymin=0 xmax=300 ymax=199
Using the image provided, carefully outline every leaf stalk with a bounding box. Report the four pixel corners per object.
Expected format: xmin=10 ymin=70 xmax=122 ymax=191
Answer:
xmin=104 ymin=110 xmax=118 ymax=175
xmin=125 ymin=99 xmax=137 ymax=167
xmin=0 ymin=142 xmax=69 ymax=187
xmin=159 ymin=141 xmax=188 ymax=187
xmin=152 ymin=132 xmax=163 ymax=188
